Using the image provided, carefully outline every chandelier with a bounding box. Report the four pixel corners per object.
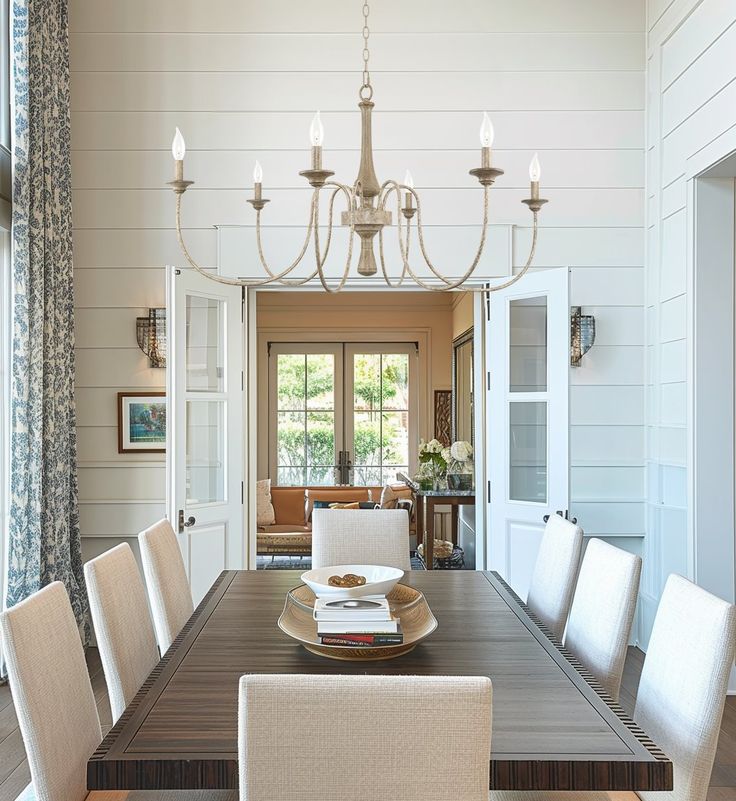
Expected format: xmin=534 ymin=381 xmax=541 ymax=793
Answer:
xmin=167 ymin=3 xmax=547 ymax=293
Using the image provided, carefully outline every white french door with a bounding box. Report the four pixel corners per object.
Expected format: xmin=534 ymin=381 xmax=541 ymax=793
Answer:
xmin=488 ymin=268 xmax=569 ymax=598
xmin=167 ymin=267 xmax=245 ymax=604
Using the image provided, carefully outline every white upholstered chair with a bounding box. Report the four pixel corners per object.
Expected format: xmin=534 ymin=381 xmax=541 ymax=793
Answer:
xmin=0 ymin=582 xmax=104 ymax=801
xmin=238 ymin=673 xmax=492 ymax=801
xmin=0 ymin=581 xmax=236 ymax=801
xmin=138 ymin=517 xmax=194 ymax=653
xmin=84 ymin=543 xmax=160 ymax=724
xmin=563 ymin=538 xmax=642 ymax=702
xmin=492 ymin=574 xmax=736 ymax=801
xmin=311 ymin=508 xmax=411 ymax=570
xmin=636 ymin=574 xmax=736 ymax=801
xmin=525 ymin=513 xmax=583 ymax=640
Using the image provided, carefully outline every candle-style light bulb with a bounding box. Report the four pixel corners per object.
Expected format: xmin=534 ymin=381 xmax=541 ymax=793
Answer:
xmin=253 ymin=160 xmax=263 ymax=184
xmin=171 ymin=127 xmax=186 ymax=161
xmin=310 ymin=111 xmax=324 ymax=147
xmin=479 ymin=112 xmax=494 ymax=148
xmin=529 ymin=153 xmax=541 ymax=182
xmin=404 ymin=170 xmax=414 ymax=190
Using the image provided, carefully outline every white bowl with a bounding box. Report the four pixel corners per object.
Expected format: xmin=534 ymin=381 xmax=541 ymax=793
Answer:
xmin=300 ymin=564 xmax=405 ymax=599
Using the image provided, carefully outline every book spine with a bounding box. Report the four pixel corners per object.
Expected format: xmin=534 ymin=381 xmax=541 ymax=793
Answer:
xmin=319 ymin=635 xmax=404 ymax=646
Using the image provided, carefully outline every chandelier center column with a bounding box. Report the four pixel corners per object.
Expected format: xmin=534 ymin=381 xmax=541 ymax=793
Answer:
xmin=342 ymin=96 xmax=392 ymax=276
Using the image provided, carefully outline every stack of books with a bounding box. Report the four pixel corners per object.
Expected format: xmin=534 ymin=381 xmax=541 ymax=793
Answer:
xmin=314 ymin=596 xmax=403 ymax=646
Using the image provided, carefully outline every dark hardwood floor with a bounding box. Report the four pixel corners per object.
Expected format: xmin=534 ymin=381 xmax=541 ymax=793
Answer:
xmin=0 ymin=646 xmax=733 ymax=800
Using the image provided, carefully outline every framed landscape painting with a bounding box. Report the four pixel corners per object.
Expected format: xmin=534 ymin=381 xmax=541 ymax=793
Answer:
xmin=118 ymin=392 xmax=166 ymax=453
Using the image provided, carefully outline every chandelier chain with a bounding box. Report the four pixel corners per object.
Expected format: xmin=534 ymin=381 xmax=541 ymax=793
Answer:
xmin=359 ymin=2 xmax=372 ymax=100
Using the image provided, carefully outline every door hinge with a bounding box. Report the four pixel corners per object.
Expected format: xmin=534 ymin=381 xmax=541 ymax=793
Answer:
xmin=487 ymin=370 xmax=490 ymax=392
xmin=241 ymin=370 xmax=244 ymax=391
xmin=487 ymin=480 xmax=491 ymax=504
xmin=241 ymin=481 xmax=244 ymax=504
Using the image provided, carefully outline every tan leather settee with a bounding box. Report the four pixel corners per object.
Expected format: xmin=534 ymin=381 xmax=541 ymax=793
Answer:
xmin=257 ymin=484 xmax=413 ymax=556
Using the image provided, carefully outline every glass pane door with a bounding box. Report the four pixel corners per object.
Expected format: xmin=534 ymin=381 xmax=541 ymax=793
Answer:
xmin=185 ymin=293 xmax=227 ymax=505
xmin=508 ymin=297 xmax=549 ymax=504
xmin=268 ymin=344 xmax=343 ymax=486
xmin=345 ymin=345 xmax=415 ymax=486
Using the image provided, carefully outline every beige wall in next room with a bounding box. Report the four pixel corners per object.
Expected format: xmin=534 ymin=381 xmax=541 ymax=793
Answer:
xmin=255 ymin=290 xmax=454 ymax=480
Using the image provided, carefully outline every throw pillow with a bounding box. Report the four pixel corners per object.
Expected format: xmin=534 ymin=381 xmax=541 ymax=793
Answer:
xmin=380 ymin=484 xmax=399 ymax=509
xmin=256 ymin=479 xmax=276 ymax=526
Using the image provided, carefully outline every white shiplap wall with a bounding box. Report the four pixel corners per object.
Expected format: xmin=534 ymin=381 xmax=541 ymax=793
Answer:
xmin=643 ymin=0 xmax=736 ymax=643
xmin=69 ymin=1 xmax=646 ymax=566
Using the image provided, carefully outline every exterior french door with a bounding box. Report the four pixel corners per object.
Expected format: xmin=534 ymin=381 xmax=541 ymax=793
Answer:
xmin=488 ymin=268 xmax=569 ymax=599
xmin=167 ymin=267 xmax=246 ymax=602
xmin=268 ymin=342 xmax=417 ymax=485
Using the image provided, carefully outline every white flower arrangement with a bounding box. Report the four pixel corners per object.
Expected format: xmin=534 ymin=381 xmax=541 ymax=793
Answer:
xmin=450 ymin=440 xmax=473 ymax=462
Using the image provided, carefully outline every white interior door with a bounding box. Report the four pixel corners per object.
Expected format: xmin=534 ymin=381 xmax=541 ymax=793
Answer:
xmin=167 ymin=267 xmax=245 ymax=605
xmin=488 ymin=268 xmax=569 ymax=599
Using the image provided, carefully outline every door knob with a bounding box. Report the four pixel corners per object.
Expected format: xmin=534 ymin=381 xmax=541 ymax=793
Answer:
xmin=178 ymin=509 xmax=196 ymax=532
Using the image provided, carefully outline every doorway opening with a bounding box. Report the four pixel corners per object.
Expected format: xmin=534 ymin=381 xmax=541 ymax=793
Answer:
xmin=252 ymin=290 xmax=482 ymax=571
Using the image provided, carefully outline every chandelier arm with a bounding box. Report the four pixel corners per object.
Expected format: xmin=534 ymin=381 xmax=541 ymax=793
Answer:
xmin=253 ymin=190 xmax=318 ymax=283
xmin=377 ymin=211 xmax=411 ymax=288
xmin=315 ymin=183 xmax=356 ymax=293
xmin=398 ymin=211 xmax=539 ymax=294
xmin=176 ymin=191 xmax=321 ymax=286
xmin=413 ymin=184 xmax=490 ymax=286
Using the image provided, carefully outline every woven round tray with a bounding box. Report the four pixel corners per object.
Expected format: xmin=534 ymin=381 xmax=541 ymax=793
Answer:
xmin=278 ymin=583 xmax=438 ymax=661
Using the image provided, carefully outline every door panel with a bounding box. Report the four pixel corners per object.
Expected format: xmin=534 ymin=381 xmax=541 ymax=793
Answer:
xmin=167 ymin=267 xmax=245 ymax=602
xmin=488 ymin=268 xmax=569 ymax=600
xmin=344 ymin=344 xmax=417 ymax=486
xmin=268 ymin=343 xmax=344 ymax=486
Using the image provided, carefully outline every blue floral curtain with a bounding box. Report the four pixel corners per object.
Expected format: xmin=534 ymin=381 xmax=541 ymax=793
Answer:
xmin=7 ymin=0 xmax=89 ymax=639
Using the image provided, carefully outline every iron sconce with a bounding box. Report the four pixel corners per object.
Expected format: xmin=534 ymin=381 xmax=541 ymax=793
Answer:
xmin=136 ymin=308 xmax=167 ymax=368
xmin=570 ymin=306 xmax=595 ymax=367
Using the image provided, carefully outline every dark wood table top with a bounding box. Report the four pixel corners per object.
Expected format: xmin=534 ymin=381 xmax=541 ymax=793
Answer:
xmin=88 ymin=570 xmax=672 ymax=792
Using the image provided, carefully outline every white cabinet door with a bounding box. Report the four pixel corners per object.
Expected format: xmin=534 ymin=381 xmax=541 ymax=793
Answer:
xmin=488 ymin=268 xmax=569 ymax=600
xmin=166 ymin=267 xmax=245 ymax=605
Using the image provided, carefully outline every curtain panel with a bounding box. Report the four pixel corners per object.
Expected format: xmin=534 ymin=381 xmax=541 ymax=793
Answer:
xmin=7 ymin=0 xmax=89 ymax=639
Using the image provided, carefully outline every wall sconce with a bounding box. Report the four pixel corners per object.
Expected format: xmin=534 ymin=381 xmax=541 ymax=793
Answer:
xmin=136 ymin=308 xmax=166 ymax=368
xmin=570 ymin=306 xmax=595 ymax=367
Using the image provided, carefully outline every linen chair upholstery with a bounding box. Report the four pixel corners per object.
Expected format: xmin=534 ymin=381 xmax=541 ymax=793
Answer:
xmin=0 ymin=582 xmax=102 ymax=801
xmin=637 ymin=574 xmax=736 ymax=801
xmin=238 ymin=673 xmax=492 ymax=801
xmin=525 ymin=514 xmax=583 ymax=640
xmin=311 ymin=508 xmax=411 ymax=570
xmin=563 ymin=538 xmax=642 ymax=701
xmin=84 ymin=543 xmax=160 ymax=723
xmin=139 ymin=517 xmax=194 ymax=653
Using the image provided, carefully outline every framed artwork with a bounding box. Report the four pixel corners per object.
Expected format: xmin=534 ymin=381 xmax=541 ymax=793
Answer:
xmin=434 ymin=389 xmax=452 ymax=447
xmin=117 ymin=392 xmax=166 ymax=453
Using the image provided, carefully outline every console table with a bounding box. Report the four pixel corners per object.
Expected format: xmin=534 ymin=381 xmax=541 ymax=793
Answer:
xmin=397 ymin=473 xmax=476 ymax=569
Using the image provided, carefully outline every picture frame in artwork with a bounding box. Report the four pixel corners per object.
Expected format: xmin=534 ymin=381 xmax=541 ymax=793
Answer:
xmin=434 ymin=389 xmax=452 ymax=447
xmin=117 ymin=392 xmax=166 ymax=453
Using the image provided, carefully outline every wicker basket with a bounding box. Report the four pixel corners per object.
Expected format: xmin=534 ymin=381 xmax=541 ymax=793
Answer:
xmin=416 ymin=541 xmax=465 ymax=570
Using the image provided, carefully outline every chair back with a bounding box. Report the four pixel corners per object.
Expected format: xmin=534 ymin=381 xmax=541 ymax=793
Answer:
xmin=139 ymin=517 xmax=194 ymax=653
xmin=238 ymin=674 xmax=492 ymax=801
xmin=0 ymin=583 xmax=102 ymax=801
xmin=311 ymin=508 xmax=411 ymax=570
xmin=84 ymin=543 xmax=160 ymax=723
xmin=564 ymin=538 xmax=641 ymax=700
xmin=637 ymin=574 xmax=736 ymax=801
xmin=526 ymin=513 xmax=583 ymax=639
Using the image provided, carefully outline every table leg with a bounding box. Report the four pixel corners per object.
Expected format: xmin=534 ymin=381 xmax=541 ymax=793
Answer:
xmin=451 ymin=503 xmax=459 ymax=547
xmin=425 ymin=499 xmax=435 ymax=570
xmin=415 ymin=494 xmax=425 ymax=563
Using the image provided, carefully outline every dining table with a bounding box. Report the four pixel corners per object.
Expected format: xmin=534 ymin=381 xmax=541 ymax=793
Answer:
xmin=87 ymin=569 xmax=672 ymax=793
